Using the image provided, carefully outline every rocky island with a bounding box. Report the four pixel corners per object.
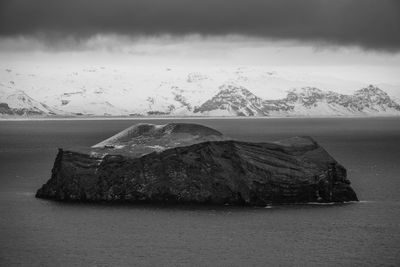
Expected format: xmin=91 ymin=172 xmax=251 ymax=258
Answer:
xmin=36 ymin=123 xmax=358 ymax=205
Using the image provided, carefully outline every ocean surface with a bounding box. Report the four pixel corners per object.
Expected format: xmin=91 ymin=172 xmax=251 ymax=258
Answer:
xmin=0 ymin=118 xmax=399 ymax=266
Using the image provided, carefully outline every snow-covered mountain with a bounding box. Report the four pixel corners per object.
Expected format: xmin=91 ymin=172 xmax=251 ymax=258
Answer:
xmin=271 ymin=85 xmax=400 ymax=116
xmin=0 ymin=65 xmax=399 ymax=117
xmin=194 ymin=84 xmax=268 ymax=116
xmin=0 ymin=83 xmax=56 ymax=115
xmin=194 ymin=85 xmax=400 ymax=117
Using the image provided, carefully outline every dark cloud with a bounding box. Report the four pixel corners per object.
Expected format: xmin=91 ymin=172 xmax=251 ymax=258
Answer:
xmin=1 ymin=0 xmax=399 ymax=51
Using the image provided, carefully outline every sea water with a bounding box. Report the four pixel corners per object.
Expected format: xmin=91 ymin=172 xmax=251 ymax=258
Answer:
xmin=0 ymin=118 xmax=399 ymax=266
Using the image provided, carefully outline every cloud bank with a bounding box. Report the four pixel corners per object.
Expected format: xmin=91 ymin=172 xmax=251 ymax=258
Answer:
xmin=1 ymin=0 xmax=399 ymax=51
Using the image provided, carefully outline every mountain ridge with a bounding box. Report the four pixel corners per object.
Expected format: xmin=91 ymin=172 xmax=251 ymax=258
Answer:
xmin=1 ymin=66 xmax=399 ymax=117
xmin=1 ymin=83 xmax=400 ymax=117
xmin=194 ymin=84 xmax=400 ymax=117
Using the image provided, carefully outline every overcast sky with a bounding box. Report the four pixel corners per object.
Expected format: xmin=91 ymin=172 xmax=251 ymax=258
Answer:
xmin=0 ymin=0 xmax=399 ymax=84
xmin=1 ymin=0 xmax=400 ymax=51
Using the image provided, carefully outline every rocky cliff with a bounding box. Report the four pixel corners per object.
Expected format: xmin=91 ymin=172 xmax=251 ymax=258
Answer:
xmin=36 ymin=123 xmax=358 ymax=205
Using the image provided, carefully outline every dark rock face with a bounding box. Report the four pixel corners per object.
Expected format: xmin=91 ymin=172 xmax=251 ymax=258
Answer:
xmin=36 ymin=124 xmax=358 ymax=205
xmin=193 ymin=84 xmax=268 ymax=116
xmin=0 ymin=102 xmax=44 ymax=115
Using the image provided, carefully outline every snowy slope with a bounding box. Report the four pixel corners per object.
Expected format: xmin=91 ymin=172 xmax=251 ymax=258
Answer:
xmin=195 ymin=85 xmax=400 ymax=117
xmin=194 ymin=84 xmax=268 ymax=116
xmin=0 ymin=82 xmax=55 ymax=115
xmin=0 ymin=64 xmax=399 ymax=117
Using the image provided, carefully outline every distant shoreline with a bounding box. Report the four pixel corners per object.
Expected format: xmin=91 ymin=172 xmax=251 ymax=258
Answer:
xmin=1 ymin=115 xmax=400 ymax=121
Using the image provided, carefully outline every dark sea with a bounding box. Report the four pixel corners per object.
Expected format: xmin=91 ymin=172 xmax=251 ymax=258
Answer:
xmin=1 ymin=118 xmax=399 ymax=266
